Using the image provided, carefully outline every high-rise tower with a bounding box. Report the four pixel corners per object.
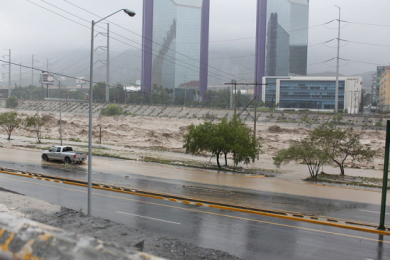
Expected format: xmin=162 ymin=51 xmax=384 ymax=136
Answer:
xmin=255 ymin=0 xmax=309 ymax=100
xmin=141 ymin=0 xmax=210 ymax=99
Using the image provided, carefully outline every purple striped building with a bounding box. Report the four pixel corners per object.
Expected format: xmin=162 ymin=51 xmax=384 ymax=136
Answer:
xmin=254 ymin=0 xmax=309 ymax=101
xmin=141 ymin=0 xmax=210 ymax=100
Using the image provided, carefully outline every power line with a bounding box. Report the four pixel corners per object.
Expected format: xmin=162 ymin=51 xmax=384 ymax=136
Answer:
xmin=26 ymin=1 xmax=222 ymax=82
xmin=339 ymin=58 xmax=389 ymax=66
xmin=60 ymin=2 xmax=341 ymax=83
xmin=62 ymin=0 xmax=246 ymax=82
xmin=1 ymin=59 xmax=89 ymax=82
xmin=340 ymin=39 xmax=390 ymax=47
xmin=340 ymin=20 xmax=390 ymax=27
xmin=26 ymin=0 xmax=89 ymax=29
xmin=32 ymin=0 xmax=244 ymax=84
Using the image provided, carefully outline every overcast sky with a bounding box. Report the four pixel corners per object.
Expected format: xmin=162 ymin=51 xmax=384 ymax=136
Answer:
xmin=1 ymin=0 xmax=391 ymax=80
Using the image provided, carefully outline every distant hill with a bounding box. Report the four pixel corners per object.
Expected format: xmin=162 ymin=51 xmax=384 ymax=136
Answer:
xmin=5 ymin=48 xmax=374 ymax=91
xmin=307 ymin=71 xmax=374 ymax=90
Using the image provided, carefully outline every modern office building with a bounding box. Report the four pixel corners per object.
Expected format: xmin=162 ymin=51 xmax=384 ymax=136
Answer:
xmin=375 ymin=65 xmax=389 ymax=104
xmin=262 ymin=76 xmax=362 ymax=113
xmin=378 ymin=66 xmax=390 ymax=113
xmin=255 ymin=0 xmax=309 ymax=100
xmin=141 ymin=0 xmax=210 ymax=100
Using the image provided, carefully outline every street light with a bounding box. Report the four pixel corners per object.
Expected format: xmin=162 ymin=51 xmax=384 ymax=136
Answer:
xmin=88 ymin=9 xmax=135 ymax=216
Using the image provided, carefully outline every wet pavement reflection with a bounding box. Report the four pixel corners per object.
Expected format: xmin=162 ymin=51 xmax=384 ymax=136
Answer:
xmin=0 ymin=147 xmax=390 ymax=226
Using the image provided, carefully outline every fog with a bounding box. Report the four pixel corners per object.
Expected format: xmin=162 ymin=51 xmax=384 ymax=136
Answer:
xmin=0 ymin=0 xmax=390 ymax=83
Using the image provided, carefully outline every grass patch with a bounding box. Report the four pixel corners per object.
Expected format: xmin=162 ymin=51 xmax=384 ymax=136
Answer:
xmin=307 ymin=173 xmax=389 ymax=189
xmin=139 ymin=156 xmax=280 ymax=176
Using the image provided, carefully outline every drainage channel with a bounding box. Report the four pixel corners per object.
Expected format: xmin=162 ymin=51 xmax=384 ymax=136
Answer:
xmin=0 ymin=167 xmax=390 ymax=236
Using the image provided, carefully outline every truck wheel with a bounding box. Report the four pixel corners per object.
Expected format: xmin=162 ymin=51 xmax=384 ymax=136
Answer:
xmin=42 ymin=155 xmax=49 ymax=162
xmin=77 ymin=161 xmax=83 ymax=164
xmin=64 ymin=157 xmax=71 ymax=164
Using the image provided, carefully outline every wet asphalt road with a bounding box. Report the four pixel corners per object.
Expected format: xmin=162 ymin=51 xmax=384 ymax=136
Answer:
xmin=0 ymin=173 xmax=390 ymax=260
xmin=0 ymin=154 xmax=390 ymax=227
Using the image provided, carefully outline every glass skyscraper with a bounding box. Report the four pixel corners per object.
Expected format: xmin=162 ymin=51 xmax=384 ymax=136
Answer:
xmin=141 ymin=0 xmax=210 ymax=99
xmin=255 ymin=0 xmax=309 ymax=100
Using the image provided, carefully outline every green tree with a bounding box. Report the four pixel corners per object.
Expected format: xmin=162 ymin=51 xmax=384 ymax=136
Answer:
xmin=6 ymin=96 xmax=18 ymax=108
xmin=128 ymin=91 xmax=147 ymax=104
xmin=93 ymin=82 xmax=107 ymax=103
xmin=150 ymin=84 xmax=171 ymax=105
xmin=213 ymin=118 xmax=232 ymax=167
xmin=25 ymin=113 xmax=46 ymax=143
xmin=274 ymin=137 xmax=329 ymax=178
xmin=0 ymin=111 xmax=22 ymax=140
xmin=229 ymin=117 xmax=261 ymax=166
xmin=183 ymin=121 xmax=218 ymax=164
xmin=310 ymin=123 xmax=376 ymax=175
xmin=183 ymin=118 xmax=261 ymax=168
xmin=110 ymin=83 xmax=126 ymax=103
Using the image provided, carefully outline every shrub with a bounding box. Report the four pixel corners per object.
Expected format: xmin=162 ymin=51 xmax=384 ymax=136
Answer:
xmin=100 ymin=104 xmax=123 ymax=116
xmin=6 ymin=96 xmax=18 ymax=108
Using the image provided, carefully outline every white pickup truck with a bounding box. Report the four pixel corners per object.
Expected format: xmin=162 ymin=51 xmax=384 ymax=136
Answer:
xmin=42 ymin=146 xmax=87 ymax=164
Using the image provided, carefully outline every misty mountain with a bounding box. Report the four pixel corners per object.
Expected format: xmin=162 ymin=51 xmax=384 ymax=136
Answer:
xmin=307 ymin=70 xmax=374 ymax=90
xmin=3 ymin=48 xmax=374 ymax=90
xmin=51 ymin=49 xmax=141 ymax=87
xmin=208 ymin=48 xmax=255 ymax=86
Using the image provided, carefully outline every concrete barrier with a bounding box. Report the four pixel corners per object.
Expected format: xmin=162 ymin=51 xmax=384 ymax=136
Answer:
xmin=7 ymin=100 xmax=389 ymax=130
xmin=0 ymin=213 xmax=162 ymax=260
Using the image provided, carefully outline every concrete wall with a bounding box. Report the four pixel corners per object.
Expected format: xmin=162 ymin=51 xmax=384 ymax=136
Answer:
xmin=0 ymin=99 xmax=389 ymax=130
xmin=0 ymin=213 xmax=161 ymax=260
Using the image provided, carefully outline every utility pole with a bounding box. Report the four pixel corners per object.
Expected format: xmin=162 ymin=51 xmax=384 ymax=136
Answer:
xmin=47 ymin=59 xmax=50 ymax=98
xmin=1 ymin=49 xmax=11 ymax=97
xmin=378 ymin=120 xmax=390 ymax=231
xmin=59 ymin=78 xmax=62 ymax=145
xmin=5 ymin=49 xmax=11 ymax=97
xmin=19 ymin=62 xmax=22 ymax=87
xmin=234 ymin=80 xmax=237 ymax=118
xmin=224 ymin=81 xmax=267 ymax=150
xmin=106 ymin=23 xmax=110 ymax=103
xmin=31 ymin=55 xmax=34 ymax=100
xmin=94 ymin=25 xmax=110 ymax=102
xmin=334 ymin=5 xmax=341 ymax=114
xmin=32 ymin=55 xmax=34 ymax=86
xmin=8 ymin=49 xmax=11 ymax=97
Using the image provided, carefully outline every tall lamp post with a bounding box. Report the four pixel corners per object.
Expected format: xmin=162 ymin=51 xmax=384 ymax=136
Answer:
xmin=88 ymin=9 xmax=135 ymax=216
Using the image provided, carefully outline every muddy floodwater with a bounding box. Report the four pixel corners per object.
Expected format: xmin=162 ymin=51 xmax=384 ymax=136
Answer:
xmin=0 ymin=106 xmax=389 ymax=210
xmin=0 ymin=107 xmax=388 ymax=172
xmin=0 ymin=146 xmax=388 ymax=208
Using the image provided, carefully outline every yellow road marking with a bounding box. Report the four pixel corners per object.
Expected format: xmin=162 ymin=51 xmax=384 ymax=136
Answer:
xmin=0 ymin=174 xmax=390 ymax=244
xmin=0 ymin=172 xmax=390 ymax=233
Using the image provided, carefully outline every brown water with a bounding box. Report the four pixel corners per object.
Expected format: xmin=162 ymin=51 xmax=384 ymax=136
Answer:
xmin=0 ymin=146 xmax=389 ymax=206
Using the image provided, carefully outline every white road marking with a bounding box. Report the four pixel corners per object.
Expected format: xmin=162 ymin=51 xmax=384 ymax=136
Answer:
xmin=115 ymin=211 xmax=181 ymax=225
xmin=360 ymin=209 xmax=390 ymax=215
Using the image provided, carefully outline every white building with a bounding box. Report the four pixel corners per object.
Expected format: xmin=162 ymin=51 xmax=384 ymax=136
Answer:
xmin=262 ymin=76 xmax=362 ymax=114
